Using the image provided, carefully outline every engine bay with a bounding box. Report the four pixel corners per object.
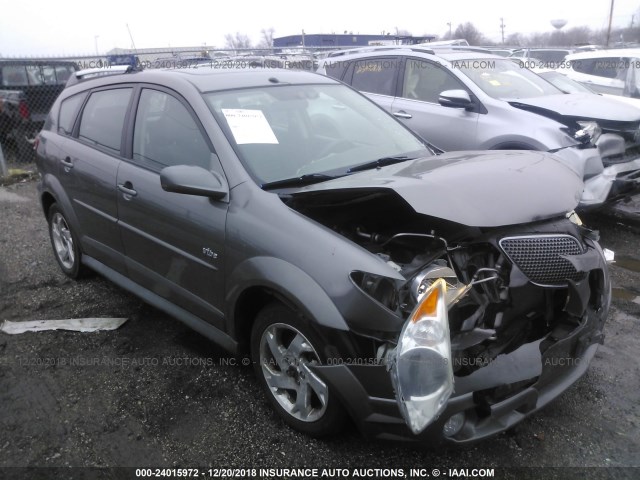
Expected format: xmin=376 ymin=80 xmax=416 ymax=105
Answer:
xmin=285 ymin=189 xmax=608 ymax=376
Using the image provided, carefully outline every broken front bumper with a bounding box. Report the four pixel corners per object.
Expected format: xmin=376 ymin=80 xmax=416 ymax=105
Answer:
xmin=312 ymin=304 xmax=607 ymax=446
xmin=581 ymin=156 xmax=640 ymax=207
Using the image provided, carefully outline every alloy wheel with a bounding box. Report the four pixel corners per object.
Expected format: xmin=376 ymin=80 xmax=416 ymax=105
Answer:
xmin=259 ymin=323 xmax=328 ymax=422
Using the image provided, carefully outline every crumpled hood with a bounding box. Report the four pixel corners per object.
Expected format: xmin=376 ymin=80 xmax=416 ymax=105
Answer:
xmin=509 ymin=93 xmax=640 ymax=123
xmin=291 ymin=151 xmax=583 ymax=227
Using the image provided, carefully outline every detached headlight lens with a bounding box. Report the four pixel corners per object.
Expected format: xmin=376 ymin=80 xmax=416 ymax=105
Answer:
xmin=576 ymin=121 xmax=602 ymax=144
xmin=391 ymin=278 xmax=454 ymax=434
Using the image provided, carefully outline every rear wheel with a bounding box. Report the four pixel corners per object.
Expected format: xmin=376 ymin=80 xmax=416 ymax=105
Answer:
xmin=251 ymin=302 xmax=346 ymax=436
xmin=48 ymin=204 xmax=84 ymax=278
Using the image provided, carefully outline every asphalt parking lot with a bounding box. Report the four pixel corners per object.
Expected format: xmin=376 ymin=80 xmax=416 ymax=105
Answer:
xmin=1 ymin=176 xmax=639 ymax=480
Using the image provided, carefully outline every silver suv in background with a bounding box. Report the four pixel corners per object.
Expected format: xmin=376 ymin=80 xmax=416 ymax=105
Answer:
xmin=318 ymin=47 xmax=640 ymax=206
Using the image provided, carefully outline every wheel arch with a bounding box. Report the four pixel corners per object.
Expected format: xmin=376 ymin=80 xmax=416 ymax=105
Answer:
xmin=41 ymin=191 xmax=57 ymax=219
xmin=226 ymin=257 xmax=350 ymax=351
xmin=39 ymin=174 xmax=81 ymax=233
xmin=489 ymin=141 xmax=540 ymax=150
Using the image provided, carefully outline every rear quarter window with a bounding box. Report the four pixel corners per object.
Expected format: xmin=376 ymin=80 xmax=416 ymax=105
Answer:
xmin=323 ymin=61 xmax=349 ymax=80
xmin=58 ymin=92 xmax=88 ymax=135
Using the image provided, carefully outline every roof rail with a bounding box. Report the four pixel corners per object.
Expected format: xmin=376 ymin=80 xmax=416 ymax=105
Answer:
xmin=326 ymin=45 xmax=434 ymax=58
xmin=419 ymin=39 xmax=470 ymax=47
xmin=430 ymin=45 xmax=493 ymax=54
xmin=66 ymin=65 xmax=138 ymax=87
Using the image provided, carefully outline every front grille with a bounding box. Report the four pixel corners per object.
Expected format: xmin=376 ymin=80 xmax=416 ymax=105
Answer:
xmin=499 ymin=235 xmax=585 ymax=287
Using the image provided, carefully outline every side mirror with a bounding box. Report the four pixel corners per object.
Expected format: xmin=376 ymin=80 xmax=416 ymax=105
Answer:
xmin=438 ymin=89 xmax=473 ymax=109
xmin=160 ymin=165 xmax=227 ymax=200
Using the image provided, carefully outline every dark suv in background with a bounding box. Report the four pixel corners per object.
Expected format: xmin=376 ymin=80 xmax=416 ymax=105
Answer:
xmin=35 ymin=66 xmax=611 ymax=445
xmin=0 ymin=59 xmax=77 ymax=160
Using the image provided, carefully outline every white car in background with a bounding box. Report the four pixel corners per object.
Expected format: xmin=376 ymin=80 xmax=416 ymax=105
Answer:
xmin=534 ymin=68 xmax=640 ymax=108
xmin=563 ymin=48 xmax=640 ymax=97
xmin=509 ymin=48 xmax=574 ymax=67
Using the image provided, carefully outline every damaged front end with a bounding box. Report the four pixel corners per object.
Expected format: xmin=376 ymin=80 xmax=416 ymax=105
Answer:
xmin=581 ymin=132 xmax=640 ymax=207
xmin=287 ymin=178 xmax=611 ymax=444
xmin=509 ymin=99 xmax=640 ymax=206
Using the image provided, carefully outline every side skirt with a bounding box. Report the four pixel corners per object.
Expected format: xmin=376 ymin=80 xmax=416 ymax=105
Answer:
xmin=83 ymin=255 xmax=239 ymax=354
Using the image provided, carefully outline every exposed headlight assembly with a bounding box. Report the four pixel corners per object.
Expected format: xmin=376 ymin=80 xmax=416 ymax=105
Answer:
xmin=350 ymin=271 xmax=399 ymax=311
xmin=390 ymin=278 xmax=457 ymax=434
xmin=575 ymin=121 xmax=602 ymax=144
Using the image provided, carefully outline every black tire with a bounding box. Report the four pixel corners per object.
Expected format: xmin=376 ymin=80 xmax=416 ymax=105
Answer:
xmin=250 ymin=302 xmax=346 ymax=436
xmin=47 ymin=203 xmax=84 ymax=278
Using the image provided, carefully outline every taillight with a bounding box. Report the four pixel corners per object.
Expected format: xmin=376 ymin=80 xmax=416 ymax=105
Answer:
xmin=18 ymin=100 xmax=30 ymax=120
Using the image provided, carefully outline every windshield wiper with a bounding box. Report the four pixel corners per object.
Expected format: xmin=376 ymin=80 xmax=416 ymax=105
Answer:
xmin=347 ymin=156 xmax=414 ymax=173
xmin=261 ymin=173 xmax=338 ymax=190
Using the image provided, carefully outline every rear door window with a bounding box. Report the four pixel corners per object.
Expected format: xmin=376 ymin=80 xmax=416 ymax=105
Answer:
xmin=571 ymin=58 xmax=595 ymax=74
xmin=350 ymin=57 xmax=399 ymax=96
xmin=573 ymin=57 xmax=622 ymax=79
xmin=592 ymin=57 xmax=623 ymax=79
xmin=78 ymin=88 xmax=133 ymax=154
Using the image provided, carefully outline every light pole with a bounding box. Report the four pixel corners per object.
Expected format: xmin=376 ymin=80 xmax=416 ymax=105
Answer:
xmin=606 ymin=0 xmax=615 ymax=47
xmin=447 ymin=22 xmax=452 ymax=39
xmin=94 ymin=35 xmax=100 ymax=55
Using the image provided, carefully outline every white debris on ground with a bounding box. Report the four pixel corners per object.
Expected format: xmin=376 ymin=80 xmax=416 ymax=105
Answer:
xmin=0 ymin=317 xmax=128 ymax=334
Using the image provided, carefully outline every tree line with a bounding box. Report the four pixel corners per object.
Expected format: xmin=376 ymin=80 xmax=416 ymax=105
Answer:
xmin=224 ymin=19 xmax=640 ymax=50
xmin=442 ymin=21 xmax=640 ymax=47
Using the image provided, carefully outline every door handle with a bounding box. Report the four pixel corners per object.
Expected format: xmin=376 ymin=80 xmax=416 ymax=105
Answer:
xmin=60 ymin=157 xmax=73 ymax=169
xmin=117 ymin=183 xmax=138 ymax=197
xmin=393 ymin=111 xmax=413 ymax=119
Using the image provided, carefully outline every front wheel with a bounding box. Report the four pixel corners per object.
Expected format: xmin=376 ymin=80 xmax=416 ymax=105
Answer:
xmin=251 ymin=302 xmax=346 ymax=436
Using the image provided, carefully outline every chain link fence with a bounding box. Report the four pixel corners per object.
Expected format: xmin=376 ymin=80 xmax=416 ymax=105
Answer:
xmin=0 ymin=46 xmax=341 ymax=172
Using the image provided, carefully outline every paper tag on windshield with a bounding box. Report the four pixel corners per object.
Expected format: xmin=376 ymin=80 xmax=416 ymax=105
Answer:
xmin=222 ymin=109 xmax=278 ymax=144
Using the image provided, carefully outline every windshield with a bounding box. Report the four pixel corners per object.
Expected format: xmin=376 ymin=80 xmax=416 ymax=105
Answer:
xmin=204 ymin=84 xmax=429 ymax=185
xmin=456 ymin=59 xmax=562 ymax=99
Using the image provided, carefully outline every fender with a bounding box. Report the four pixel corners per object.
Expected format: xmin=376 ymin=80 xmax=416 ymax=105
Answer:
xmin=225 ymin=256 xmax=349 ymax=334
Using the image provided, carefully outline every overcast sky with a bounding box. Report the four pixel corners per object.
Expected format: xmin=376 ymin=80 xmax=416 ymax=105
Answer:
xmin=1 ymin=0 xmax=638 ymax=56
